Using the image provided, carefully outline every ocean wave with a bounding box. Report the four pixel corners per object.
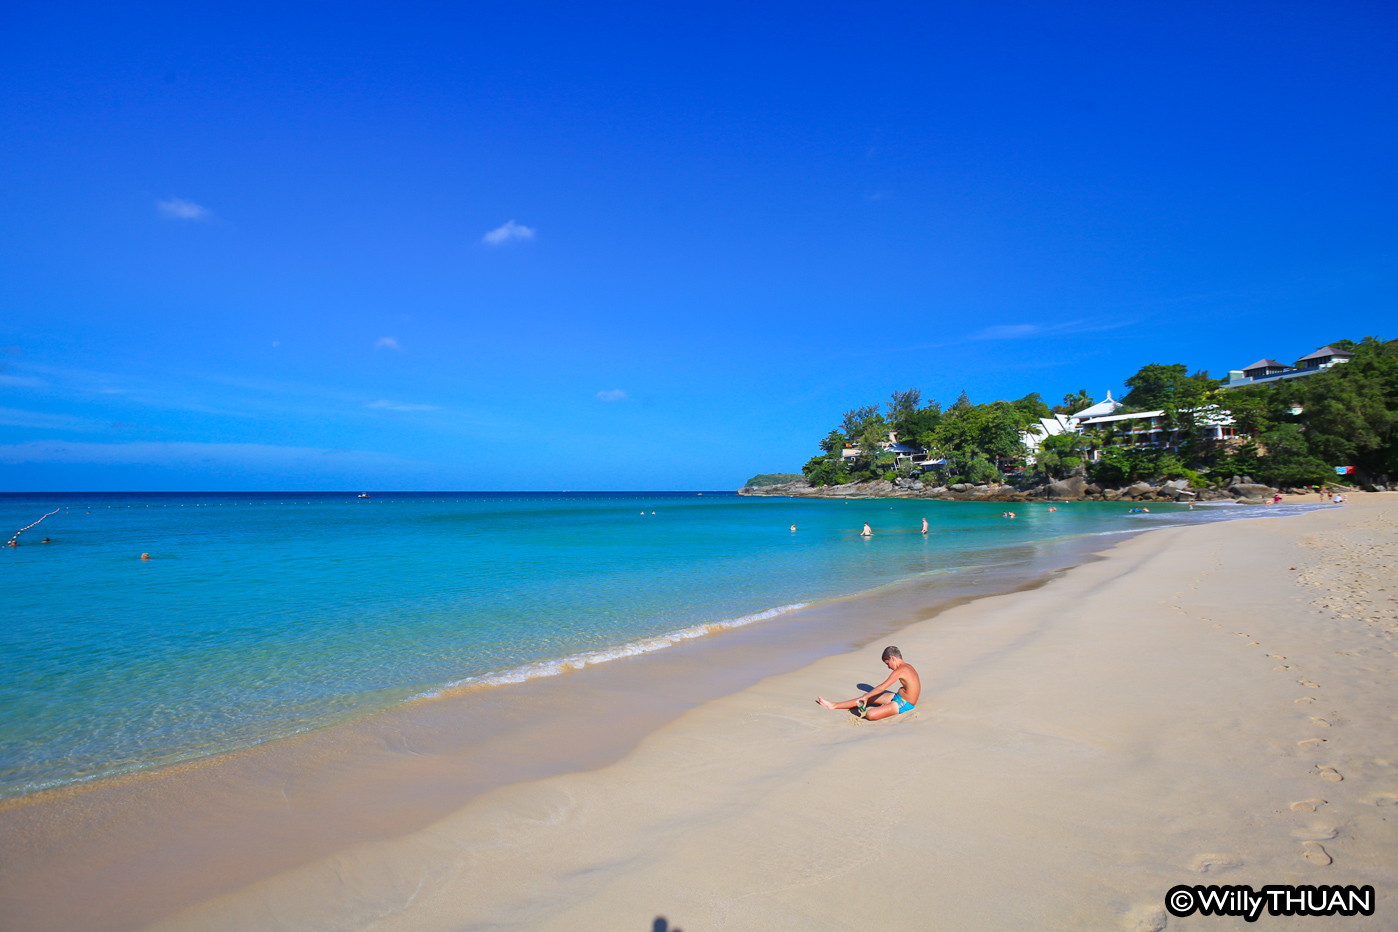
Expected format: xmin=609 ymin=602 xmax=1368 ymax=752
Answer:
xmin=414 ymin=603 xmax=811 ymax=700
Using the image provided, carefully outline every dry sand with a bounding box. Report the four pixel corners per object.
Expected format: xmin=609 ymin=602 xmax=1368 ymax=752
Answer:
xmin=131 ymin=494 xmax=1398 ymax=932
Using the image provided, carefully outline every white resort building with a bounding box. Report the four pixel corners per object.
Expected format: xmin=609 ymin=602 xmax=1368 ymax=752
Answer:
xmin=1021 ymin=391 xmax=1237 ymax=463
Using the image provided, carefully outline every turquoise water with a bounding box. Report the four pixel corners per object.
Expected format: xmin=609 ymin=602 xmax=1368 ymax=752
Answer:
xmin=0 ymin=491 xmax=1320 ymax=798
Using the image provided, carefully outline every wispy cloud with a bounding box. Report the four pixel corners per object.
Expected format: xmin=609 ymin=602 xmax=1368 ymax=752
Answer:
xmin=877 ymin=317 xmax=1137 ymax=357
xmin=0 ymin=407 xmax=104 ymax=430
xmin=969 ymin=324 xmax=1043 ymax=340
xmin=375 ymin=337 xmax=401 ymax=350
xmin=157 ymin=198 xmax=212 ymax=220
xmin=0 ymin=373 xmax=46 ymax=388
xmin=0 ymin=440 xmax=417 ymax=469
xmin=482 ymin=220 xmax=536 ymax=245
xmin=365 ymin=399 xmax=438 ymax=412
xmin=596 ymin=389 xmax=627 ymax=402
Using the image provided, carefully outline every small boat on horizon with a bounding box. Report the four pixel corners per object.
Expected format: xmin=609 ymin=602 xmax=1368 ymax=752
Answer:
xmin=358 ymin=493 xmax=370 ymax=499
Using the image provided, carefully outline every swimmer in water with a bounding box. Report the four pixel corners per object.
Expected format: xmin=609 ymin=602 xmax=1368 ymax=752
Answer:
xmin=1047 ymin=507 xmax=1057 ymax=513
xmin=790 ymin=524 xmax=796 ymax=531
xmin=140 ymin=552 xmax=150 ymax=560
xmin=861 ymin=522 xmax=872 ymax=537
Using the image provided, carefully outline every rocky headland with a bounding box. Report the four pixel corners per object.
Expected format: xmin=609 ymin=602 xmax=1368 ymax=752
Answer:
xmin=738 ymin=474 xmax=1318 ymax=504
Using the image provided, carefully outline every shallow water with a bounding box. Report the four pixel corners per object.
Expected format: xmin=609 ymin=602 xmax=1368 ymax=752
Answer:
xmin=0 ymin=490 xmax=1327 ymax=798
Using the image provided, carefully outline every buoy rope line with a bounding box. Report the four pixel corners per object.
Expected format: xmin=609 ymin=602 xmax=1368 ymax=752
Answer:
xmin=7 ymin=508 xmax=60 ymax=546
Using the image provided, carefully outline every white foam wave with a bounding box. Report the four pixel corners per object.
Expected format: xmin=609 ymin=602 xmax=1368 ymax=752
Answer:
xmin=414 ymin=603 xmax=810 ymax=700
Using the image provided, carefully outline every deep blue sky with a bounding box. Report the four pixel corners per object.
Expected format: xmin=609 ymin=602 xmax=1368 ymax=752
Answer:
xmin=2 ymin=2 xmax=1395 ymax=490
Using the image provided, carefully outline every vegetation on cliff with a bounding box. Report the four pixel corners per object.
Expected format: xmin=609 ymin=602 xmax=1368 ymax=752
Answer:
xmin=798 ymin=337 xmax=1398 ymax=490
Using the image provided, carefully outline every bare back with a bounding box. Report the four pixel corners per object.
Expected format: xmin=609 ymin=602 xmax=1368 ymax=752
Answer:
xmin=890 ymin=661 xmax=920 ymax=705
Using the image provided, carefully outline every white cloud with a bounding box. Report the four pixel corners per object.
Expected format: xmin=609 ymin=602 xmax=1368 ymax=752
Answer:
xmin=366 ymin=399 xmax=439 ymax=412
xmin=0 ymin=440 xmax=416 ymax=469
xmin=375 ymin=337 xmax=401 ymax=350
xmin=596 ymin=389 xmax=627 ymax=402
xmin=157 ymin=198 xmax=212 ymax=220
xmin=0 ymin=407 xmax=98 ymax=430
xmin=970 ymin=324 xmax=1042 ymax=340
xmin=482 ymin=220 xmax=536 ymax=245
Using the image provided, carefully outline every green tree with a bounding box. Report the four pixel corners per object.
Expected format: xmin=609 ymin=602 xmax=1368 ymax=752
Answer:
xmin=1012 ymin=392 xmax=1051 ymax=422
xmin=1122 ymin=364 xmax=1217 ymax=411
xmin=1287 ymin=336 xmax=1398 ymax=480
xmin=1254 ymin=424 xmax=1331 ymax=487
xmin=1053 ymin=389 xmax=1095 ymax=415
xmin=841 ymin=405 xmax=881 ymax=442
xmin=886 ymin=388 xmax=921 ymax=427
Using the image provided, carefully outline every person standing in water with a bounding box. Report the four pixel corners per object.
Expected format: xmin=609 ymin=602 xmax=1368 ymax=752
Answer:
xmin=817 ymin=646 xmax=920 ymax=720
xmin=861 ymin=522 xmax=872 ymax=537
xmin=921 ymin=517 xmax=928 ymax=534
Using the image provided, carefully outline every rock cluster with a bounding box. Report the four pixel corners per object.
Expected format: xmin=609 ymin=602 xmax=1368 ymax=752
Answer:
xmin=738 ymin=475 xmax=1287 ymax=503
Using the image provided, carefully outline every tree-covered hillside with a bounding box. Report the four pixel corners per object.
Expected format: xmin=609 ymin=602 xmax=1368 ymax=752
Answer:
xmin=799 ymin=336 xmax=1398 ymax=490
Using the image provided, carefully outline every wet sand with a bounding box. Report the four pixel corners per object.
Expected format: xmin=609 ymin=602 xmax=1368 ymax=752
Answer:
xmin=0 ymin=533 xmax=1105 ymax=932
xmin=120 ymin=493 xmax=1398 ymax=932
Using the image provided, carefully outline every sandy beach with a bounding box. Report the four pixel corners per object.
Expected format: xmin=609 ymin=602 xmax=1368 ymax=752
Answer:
xmin=5 ymin=496 xmax=1395 ymax=931
xmin=106 ymin=494 xmax=1389 ymax=931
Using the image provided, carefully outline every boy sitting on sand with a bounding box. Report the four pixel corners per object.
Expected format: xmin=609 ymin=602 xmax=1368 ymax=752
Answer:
xmin=816 ymin=646 xmax=920 ymax=720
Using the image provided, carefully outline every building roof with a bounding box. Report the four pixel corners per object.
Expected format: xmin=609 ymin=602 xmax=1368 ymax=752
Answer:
xmin=1242 ymin=358 xmax=1287 ymax=371
xmin=1297 ymin=345 xmax=1354 ymax=363
xmin=1071 ymin=391 xmax=1122 ymax=419
xmin=1078 ymin=410 xmax=1165 ymax=426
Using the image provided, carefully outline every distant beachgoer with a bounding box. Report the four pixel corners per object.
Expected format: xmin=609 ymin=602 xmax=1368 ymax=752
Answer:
xmin=41 ymin=537 xmax=50 ymax=543
xmin=652 ymin=511 xmax=656 ymax=515
xmin=140 ymin=552 xmax=150 ymax=560
xmin=861 ymin=522 xmax=872 ymax=537
xmin=1188 ymin=501 xmax=1195 ymax=510
xmin=790 ymin=524 xmax=797 ymax=531
xmin=1273 ymin=493 xmax=1283 ymax=504
xmin=921 ymin=517 xmax=928 ymax=534
xmin=1333 ymin=494 xmax=1344 ymax=504
xmin=1047 ymin=507 xmax=1057 ymax=513
xmin=816 ymin=646 xmax=920 ymax=721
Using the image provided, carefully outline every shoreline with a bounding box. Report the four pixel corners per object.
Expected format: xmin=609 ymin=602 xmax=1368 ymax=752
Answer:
xmin=140 ymin=492 xmax=1398 ymax=931
xmin=0 ymin=520 xmax=1121 ymax=932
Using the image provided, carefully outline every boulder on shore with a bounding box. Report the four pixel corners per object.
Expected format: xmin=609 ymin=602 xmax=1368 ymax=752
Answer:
xmin=1045 ymin=476 xmax=1087 ymax=499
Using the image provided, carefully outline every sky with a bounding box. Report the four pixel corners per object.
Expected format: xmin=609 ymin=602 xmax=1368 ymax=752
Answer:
xmin=2 ymin=2 xmax=1395 ymax=490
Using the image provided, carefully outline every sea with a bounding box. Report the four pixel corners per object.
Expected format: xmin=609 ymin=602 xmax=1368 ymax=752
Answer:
xmin=0 ymin=490 xmax=1328 ymax=800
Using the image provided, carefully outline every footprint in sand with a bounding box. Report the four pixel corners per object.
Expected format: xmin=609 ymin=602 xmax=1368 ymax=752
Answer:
xmin=1309 ymin=717 xmax=1332 ymax=727
xmin=1274 ymin=664 xmax=1293 ymax=671
xmin=1122 ymin=905 xmax=1168 ymax=932
xmin=1267 ymin=653 xmax=1287 ymax=660
xmin=1290 ymin=798 xmax=1327 ymax=812
xmin=1188 ymin=853 xmax=1241 ymax=873
xmin=1317 ymin=766 xmax=1344 ymax=783
xmin=1298 ymin=738 xmax=1327 ymax=748
xmin=1291 ymin=823 xmax=1338 ymax=840
xmin=1295 ymin=696 xmax=1316 ymax=704
xmin=1297 ymin=678 xmax=1321 ymax=689
xmin=1302 ymin=841 xmax=1332 ymax=865
xmin=1373 ymin=793 xmax=1398 ymax=807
